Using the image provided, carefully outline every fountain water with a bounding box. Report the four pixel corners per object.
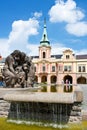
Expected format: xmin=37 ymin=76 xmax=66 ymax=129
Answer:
xmin=7 ymin=101 xmax=73 ymax=127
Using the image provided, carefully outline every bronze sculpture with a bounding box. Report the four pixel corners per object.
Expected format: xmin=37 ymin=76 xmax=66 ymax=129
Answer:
xmin=2 ymin=50 xmax=35 ymax=88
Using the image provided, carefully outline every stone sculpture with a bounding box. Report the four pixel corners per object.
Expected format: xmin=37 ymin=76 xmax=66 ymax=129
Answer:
xmin=2 ymin=50 xmax=35 ymax=88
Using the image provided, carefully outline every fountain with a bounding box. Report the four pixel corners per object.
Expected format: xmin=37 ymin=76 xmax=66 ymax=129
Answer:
xmin=2 ymin=50 xmax=83 ymax=128
xmin=4 ymin=93 xmax=73 ymax=126
xmin=3 ymin=90 xmax=83 ymax=128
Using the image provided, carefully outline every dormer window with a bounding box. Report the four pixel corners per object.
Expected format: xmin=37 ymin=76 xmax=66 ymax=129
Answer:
xmin=66 ymin=55 xmax=70 ymax=59
xmin=43 ymin=52 xmax=46 ymax=58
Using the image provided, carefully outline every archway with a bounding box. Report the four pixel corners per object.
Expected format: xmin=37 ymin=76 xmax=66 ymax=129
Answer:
xmin=51 ymin=75 xmax=57 ymax=83
xmin=63 ymin=75 xmax=73 ymax=84
xmin=77 ymin=76 xmax=86 ymax=84
xmin=63 ymin=75 xmax=73 ymax=92
xmin=41 ymin=75 xmax=47 ymax=83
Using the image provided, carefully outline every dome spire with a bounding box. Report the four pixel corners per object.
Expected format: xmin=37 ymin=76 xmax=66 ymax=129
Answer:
xmin=40 ymin=18 xmax=50 ymax=46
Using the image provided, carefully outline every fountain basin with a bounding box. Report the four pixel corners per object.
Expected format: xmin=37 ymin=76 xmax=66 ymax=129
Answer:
xmin=2 ymin=87 xmax=83 ymax=125
xmin=4 ymin=92 xmax=75 ymax=104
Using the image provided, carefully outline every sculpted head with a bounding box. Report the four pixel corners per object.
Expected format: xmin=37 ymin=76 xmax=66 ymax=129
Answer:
xmin=11 ymin=50 xmax=21 ymax=61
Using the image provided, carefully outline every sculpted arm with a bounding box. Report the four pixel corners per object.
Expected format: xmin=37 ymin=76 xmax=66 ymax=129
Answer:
xmin=5 ymin=55 xmax=16 ymax=75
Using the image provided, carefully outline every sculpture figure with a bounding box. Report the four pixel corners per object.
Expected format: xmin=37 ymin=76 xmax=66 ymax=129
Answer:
xmin=2 ymin=50 xmax=35 ymax=88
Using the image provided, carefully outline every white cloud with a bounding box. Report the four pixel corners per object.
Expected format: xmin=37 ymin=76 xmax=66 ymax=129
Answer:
xmin=51 ymin=42 xmax=87 ymax=56
xmin=33 ymin=12 xmax=42 ymax=18
xmin=0 ymin=39 xmax=10 ymax=57
xmin=51 ymin=43 xmax=68 ymax=55
xmin=0 ymin=15 xmax=41 ymax=57
xmin=8 ymin=18 xmax=39 ymax=44
xmin=48 ymin=0 xmax=87 ymax=36
xmin=49 ymin=0 xmax=84 ymax=23
xmin=75 ymin=49 xmax=87 ymax=55
xmin=26 ymin=43 xmax=39 ymax=56
xmin=66 ymin=22 xmax=87 ymax=36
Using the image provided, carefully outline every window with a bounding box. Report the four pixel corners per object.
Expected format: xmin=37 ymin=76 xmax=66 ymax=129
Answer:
xmin=64 ymin=65 xmax=72 ymax=72
xmin=34 ymin=66 xmax=36 ymax=72
xmin=43 ymin=52 xmax=46 ymax=58
xmin=64 ymin=66 xmax=67 ymax=71
xmin=78 ymin=66 xmax=81 ymax=72
xmin=52 ymin=66 xmax=55 ymax=72
xmin=66 ymin=55 xmax=70 ymax=59
xmin=59 ymin=65 xmax=63 ymax=71
xmin=68 ymin=66 xmax=71 ymax=71
xmin=83 ymin=66 xmax=85 ymax=72
xmin=42 ymin=65 xmax=45 ymax=72
xmin=78 ymin=65 xmax=86 ymax=72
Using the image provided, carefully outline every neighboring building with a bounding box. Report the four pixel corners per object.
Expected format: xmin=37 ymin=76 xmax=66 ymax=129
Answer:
xmin=0 ymin=56 xmax=5 ymax=85
xmin=0 ymin=20 xmax=87 ymax=86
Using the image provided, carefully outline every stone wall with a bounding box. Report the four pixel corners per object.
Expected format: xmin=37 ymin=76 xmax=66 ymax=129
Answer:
xmin=82 ymin=110 xmax=87 ymax=121
xmin=0 ymin=99 xmax=10 ymax=117
xmin=69 ymin=102 xmax=82 ymax=123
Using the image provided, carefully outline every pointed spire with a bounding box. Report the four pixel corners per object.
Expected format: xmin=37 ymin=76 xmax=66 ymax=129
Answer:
xmin=40 ymin=18 xmax=50 ymax=46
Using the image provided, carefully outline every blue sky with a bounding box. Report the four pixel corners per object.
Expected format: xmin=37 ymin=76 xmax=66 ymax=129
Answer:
xmin=0 ymin=0 xmax=87 ymax=57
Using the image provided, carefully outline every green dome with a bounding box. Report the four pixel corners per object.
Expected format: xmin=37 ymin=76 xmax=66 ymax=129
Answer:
xmin=40 ymin=19 xmax=50 ymax=46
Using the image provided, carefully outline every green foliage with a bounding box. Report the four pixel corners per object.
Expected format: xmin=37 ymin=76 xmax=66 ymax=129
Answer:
xmin=0 ymin=118 xmax=87 ymax=130
xmin=0 ymin=118 xmax=50 ymax=130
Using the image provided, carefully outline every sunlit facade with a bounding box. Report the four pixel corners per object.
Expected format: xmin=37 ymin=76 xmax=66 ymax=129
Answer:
xmin=33 ymin=21 xmax=87 ymax=85
xmin=0 ymin=21 xmax=87 ymax=87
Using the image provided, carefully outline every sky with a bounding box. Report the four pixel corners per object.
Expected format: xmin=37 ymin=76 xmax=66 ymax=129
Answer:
xmin=0 ymin=0 xmax=87 ymax=57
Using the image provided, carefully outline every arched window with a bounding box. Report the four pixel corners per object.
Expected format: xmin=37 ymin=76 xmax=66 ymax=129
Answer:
xmin=43 ymin=52 xmax=46 ymax=58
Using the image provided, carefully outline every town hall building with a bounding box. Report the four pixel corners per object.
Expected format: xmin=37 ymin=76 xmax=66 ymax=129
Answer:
xmin=33 ymin=20 xmax=87 ymax=85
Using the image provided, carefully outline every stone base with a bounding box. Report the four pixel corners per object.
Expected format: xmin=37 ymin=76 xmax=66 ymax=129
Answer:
xmin=0 ymin=99 xmax=10 ymax=117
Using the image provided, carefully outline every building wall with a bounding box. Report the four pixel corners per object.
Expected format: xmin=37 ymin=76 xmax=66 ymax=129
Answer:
xmin=33 ymin=48 xmax=87 ymax=85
